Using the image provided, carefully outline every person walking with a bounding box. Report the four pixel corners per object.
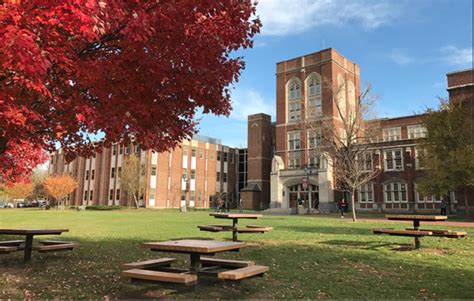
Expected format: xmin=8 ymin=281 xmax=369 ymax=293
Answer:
xmin=338 ymin=198 xmax=347 ymax=218
xmin=238 ymin=197 xmax=243 ymax=213
xmin=440 ymin=198 xmax=448 ymax=216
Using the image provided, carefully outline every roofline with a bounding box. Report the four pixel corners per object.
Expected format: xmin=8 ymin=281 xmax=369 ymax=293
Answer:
xmin=367 ymin=113 xmax=428 ymax=123
xmin=276 ymin=47 xmax=349 ymax=65
xmin=446 ymin=68 xmax=473 ymax=75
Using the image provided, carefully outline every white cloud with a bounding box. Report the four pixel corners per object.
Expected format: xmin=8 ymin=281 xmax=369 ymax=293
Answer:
xmin=439 ymin=46 xmax=473 ymax=66
xmin=256 ymin=0 xmax=403 ymax=36
xmin=229 ymin=88 xmax=274 ymax=121
xmin=387 ymin=49 xmax=414 ymax=65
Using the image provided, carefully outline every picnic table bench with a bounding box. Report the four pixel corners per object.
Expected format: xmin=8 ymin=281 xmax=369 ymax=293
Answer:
xmin=373 ymin=215 xmax=466 ymax=249
xmin=0 ymin=229 xmax=78 ymax=262
xmin=122 ymin=239 xmax=268 ymax=286
xmin=198 ymin=213 xmax=273 ymax=241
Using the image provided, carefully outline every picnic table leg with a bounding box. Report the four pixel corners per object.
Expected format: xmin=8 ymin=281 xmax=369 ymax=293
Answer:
xmin=413 ymin=220 xmax=421 ymax=249
xmin=232 ymin=218 xmax=238 ymax=242
xmin=189 ymin=253 xmax=201 ymax=275
xmin=24 ymin=234 xmax=33 ymax=262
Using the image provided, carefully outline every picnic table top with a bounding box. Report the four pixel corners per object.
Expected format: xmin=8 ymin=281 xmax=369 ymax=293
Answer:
xmin=0 ymin=228 xmax=69 ymax=235
xmin=385 ymin=215 xmax=448 ymax=222
xmin=209 ymin=213 xmax=262 ymax=219
xmin=143 ymin=239 xmax=246 ymax=254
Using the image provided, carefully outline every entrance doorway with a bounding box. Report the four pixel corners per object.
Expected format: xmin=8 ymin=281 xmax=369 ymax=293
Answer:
xmin=288 ymin=184 xmax=318 ymax=209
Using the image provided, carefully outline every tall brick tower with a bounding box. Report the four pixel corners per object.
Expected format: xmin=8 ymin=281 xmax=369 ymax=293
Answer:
xmin=241 ymin=113 xmax=273 ymax=210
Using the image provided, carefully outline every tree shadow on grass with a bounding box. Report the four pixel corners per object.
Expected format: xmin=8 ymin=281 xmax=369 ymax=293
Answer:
xmin=320 ymin=239 xmax=412 ymax=251
xmin=277 ymin=225 xmax=373 ymax=236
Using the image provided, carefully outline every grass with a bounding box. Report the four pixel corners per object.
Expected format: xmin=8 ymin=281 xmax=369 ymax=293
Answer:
xmin=0 ymin=209 xmax=473 ymax=299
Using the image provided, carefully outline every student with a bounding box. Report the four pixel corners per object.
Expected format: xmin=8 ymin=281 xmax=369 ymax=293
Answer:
xmin=238 ymin=198 xmax=243 ymax=213
xmin=338 ymin=198 xmax=347 ymax=218
xmin=440 ymin=198 xmax=448 ymax=216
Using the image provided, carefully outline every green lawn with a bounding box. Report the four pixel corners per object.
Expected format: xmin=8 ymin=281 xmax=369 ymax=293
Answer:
xmin=1 ymin=209 xmax=473 ymax=299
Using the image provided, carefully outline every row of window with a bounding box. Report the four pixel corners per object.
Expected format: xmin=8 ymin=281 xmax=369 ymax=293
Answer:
xmin=288 ymin=130 xmax=322 ymax=151
xmin=382 ymin=125 xmax=427 ymax=142
xmin=359 ymin=183 xmax=450 ymax=203
xmin=180 ymin=190 xmax=203 ymax=204
xmin=112 ymin=144 xmax=140 ymax=156
xmin=182 ymin=147 xmax=236 ymax=163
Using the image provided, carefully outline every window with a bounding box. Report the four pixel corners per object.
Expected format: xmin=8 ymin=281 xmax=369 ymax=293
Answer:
xmin=382 ymin=127 xmax=401 ymax=141
xmin=360 ymin=153 xmax=373 ymax=171
xmin=223 ymin=173 xmax=227 ymax=183
xmin=223 ymin=152 xmax=228 ymax=162
xmin=288 ymin=157 xmax=300 ymax=169
xmin=287 ymin=78 xmax=302 ymax=121
xmin=91 ymin=169 xmax=95 ymax=180
xmin=288 ymin=132 xmax=301 ymax=151
xmin=307 ymin=129 xmax=322 ymax=149
xmin=182 ymin=168 xmax=187 ymax=180
xmin=384 ymin=149 xmax=403 ymax=171
xmin=415 ymin=147 xmax=426 ymax=169
xmin=415 ymin=184 xmax=442 ymax=203
xmin=210 ymin=153 xmax=214 ymax=160
xmin=85 ymin=170 xmax=89 ymax=180
xmin=149 ymin=188 xmax=156 ymax=200
xmin=119 ymin=145 xmax=123 ymax=155
xmin=89 ymin=190 xmax=93 ymax=201
xmin=116 ymin=189 xmax=120 ymax=201
xmin=217 ymin=151 xmax=221 ymax=161
xmin=308 ymin=155 xmax=320 ymax=169
xmin=306 ymin=73 xmax=322 ymax=118
xmin=384 ymin=183 xmax=407 ymax=202
xmin=109 ymin=189 xmax=114 ymax=201
xmin=113 ymin=145 xmax=117 ymax=156
xmin=135 ymin=145 xmax=140 ymax=154
xmin=347 ymin=80 xmax=356 ymax=125
xmin=199 ymin=151 xmax=203 ymax=159
xmin=216 ymin=171 xmax=221 ymax=181
xmin=84 ymin=191 xmax=88 ymax=201
xmin=191 ymin=148 xmax=196 ymax=158
xmin=230 ymin=153 xmax=234 ymax=164
xmin=151 ymin=166 xmax=157 ymax=176
xmin=181 ymin=190 xmax=186 ymax=202
xmin=359 ymin=183 xmax=374 ymax=202
xmin=183 ymin=146 xmax=188 ymax=156
xmin=111 ymin=167 xmax=115 ymax=178
xmin=408 ymin=125 xmax=427 ymax=139
xmin=117 ymin=167 xmax=122 ymax=178
xmin=191 ymin=169 xmax=196 ymax=180
xmin=190 ymin=191 xmax=195 ymax=203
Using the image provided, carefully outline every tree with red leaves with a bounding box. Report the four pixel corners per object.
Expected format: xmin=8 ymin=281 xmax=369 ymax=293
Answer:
xmin=0 ymin=0 xmax=260 ymax=182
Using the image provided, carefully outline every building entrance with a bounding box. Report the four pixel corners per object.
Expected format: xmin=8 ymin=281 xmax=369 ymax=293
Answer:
xmin=288 ymin=184 xmax=318 ymax=209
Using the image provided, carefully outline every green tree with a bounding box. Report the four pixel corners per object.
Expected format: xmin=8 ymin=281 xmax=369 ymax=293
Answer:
xmin=418 ymin=99 xmax=474 ymax=215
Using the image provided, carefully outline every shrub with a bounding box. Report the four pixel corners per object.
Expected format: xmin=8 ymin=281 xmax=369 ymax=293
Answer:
xmin=85 ymin=205 xmax=122 ymax=211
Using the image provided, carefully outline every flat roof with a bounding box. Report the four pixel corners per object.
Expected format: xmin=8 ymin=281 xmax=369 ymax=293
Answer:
xmin=446 ymin=68 xmax=473 ymax=75
xmin=276 ymin=47 xmax=335 ymax=64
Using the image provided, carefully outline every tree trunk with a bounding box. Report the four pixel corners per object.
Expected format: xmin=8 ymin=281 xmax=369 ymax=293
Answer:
xmin=0 ymin=136 xmax=8 ymax=155
xmin=133 ymin=193 xmax=139 ymax=209
xmin=464 ymin=189 xmax=470 ymax=216
xmin=351 ymin=189 xmax=357 ymax=222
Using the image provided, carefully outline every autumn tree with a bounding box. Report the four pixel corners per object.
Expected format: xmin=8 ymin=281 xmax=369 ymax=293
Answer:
xmin=43 ymin=175 xmax=78 ymax=207
xmin=5 ymin=181 xmax=33 ymax=206
xmin=319 ymin=81 xmax=380 ymax=222
xmin=120 ymin=154 xmax=146 ymax=209
xmin=1 ymin=0 xmax=261 ymax=182
xmin=418 ymin=99 xmax=474 ymax=215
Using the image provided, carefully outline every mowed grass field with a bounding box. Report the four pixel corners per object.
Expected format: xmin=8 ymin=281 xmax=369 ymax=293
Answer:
xmin=0 ymin=209 xmax=473 ymax=299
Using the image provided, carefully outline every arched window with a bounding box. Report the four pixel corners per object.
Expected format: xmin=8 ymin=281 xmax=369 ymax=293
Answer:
xmin=306 ymin=73 xmax=322 ymax=118
xmin=287 ymin=78 xmax=301 ymax=121
xmin=337 ymin=74 xmax=346 ymax=119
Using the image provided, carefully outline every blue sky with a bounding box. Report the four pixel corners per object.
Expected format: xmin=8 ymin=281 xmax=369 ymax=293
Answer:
xmin=196 ymin=0 xmax=473 ymax=148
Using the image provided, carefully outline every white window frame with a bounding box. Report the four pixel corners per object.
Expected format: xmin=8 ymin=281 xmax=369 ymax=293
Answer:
xmin=408 ymin=125 xmax=427 ymax=139
xmin=288 ymin=131 xmax=301 ymax=151
xmin=382 ymin=127 xmax=402 ymax=142
xmin=415 ymin=147 xmax=427 ymax=170
xmin=359 ymin=183 xmax=374 ymax=203
xmin=414 ymin=183 xmax=442 ymax=203
xmin=287 ymin=78 xmax=302 ymax=122
xmin=306 ymin=73 xmax=322 ymax=118
xmin=307 ymin=129 xmax=322 ymax=149
xmin=384 ymin=182 xmax=407 ymax=203
xmin=384 ymin=149 xmax=403 ymax=171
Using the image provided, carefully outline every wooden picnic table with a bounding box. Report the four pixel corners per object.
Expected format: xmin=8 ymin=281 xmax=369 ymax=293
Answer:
xmin=0 ymin=228 xmax=69 ymax=262
xmin=122 ymin=239 xmax=268 ymax=285
xmin=379 ymin=215 xmax=450 ymax=249
xmin=209 ymin=213 xmax=264 ymax=241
